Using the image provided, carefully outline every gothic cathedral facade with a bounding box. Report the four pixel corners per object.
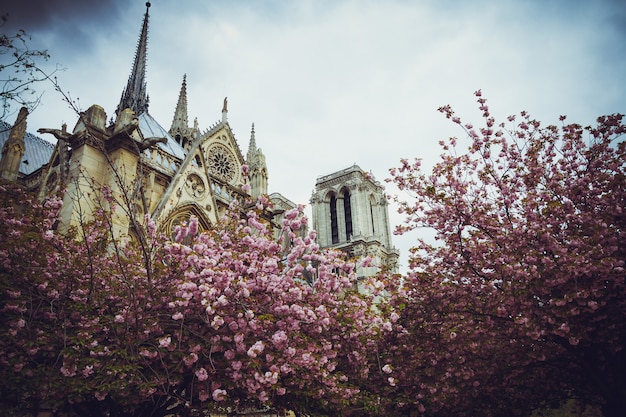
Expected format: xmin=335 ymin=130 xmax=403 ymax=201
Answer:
xmin=0 ymin=3 xmax=398 ymax=277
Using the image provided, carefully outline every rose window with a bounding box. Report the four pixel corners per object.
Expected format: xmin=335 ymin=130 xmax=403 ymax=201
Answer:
xmin=207 ymin=144 xmax=237 ymax=183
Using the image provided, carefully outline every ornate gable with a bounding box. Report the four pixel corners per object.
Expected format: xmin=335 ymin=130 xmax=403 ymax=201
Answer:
xmin=199 ymin=123 xmax=248 ymax=214
xmin=152 ymin=137 xmax=219 ymax=234
xmin=203 ymin=131 xmax=242 ymax=186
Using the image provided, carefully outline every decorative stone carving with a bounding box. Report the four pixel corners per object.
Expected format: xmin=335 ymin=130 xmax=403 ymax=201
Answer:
xmin=185 ymin=173 xmax=206 ymax=199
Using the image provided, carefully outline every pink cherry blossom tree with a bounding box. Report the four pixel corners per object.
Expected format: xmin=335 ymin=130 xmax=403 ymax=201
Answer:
xmin=383 ymin=92 xmax=625 ymax=417
xmin=0 ymin=183 xmax=385 ymax=417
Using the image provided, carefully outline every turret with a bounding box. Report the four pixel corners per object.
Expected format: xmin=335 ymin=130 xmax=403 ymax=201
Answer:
xmin=0 ymin=107 xmax=28 ymax=181
xmin=246 ymin=123 xmax=268 ymax=198
xmin=169 ymin=75 xmax=196 ymax=148
xmin=170 ymin=75 xmax=189 ymax=134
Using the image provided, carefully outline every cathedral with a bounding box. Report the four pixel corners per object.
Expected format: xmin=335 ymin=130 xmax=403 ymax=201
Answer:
xmin=0 ymin=3 xmax=398 ymax=276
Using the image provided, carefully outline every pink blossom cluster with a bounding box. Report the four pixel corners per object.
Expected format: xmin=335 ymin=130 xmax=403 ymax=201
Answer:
xmin=383 ymin=93 xmax=626 ymax=416
xmin=0 ymin=185 xmax=385 ymax=416
xmin=159 ymin=202 xmax=382 ymax=410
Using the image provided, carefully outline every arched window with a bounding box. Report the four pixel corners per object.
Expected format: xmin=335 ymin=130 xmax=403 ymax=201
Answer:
xmin=370 ymin=195 xmax=377 ymax=235
xmin=161 ymin=205 xmax=211 ymax=244
xmin=370 ymin=203 xmax=374 ymax=234
xmin=330 ymin=194 xmax=339 ymax=244
xmin=343 ymin=189 xmax=353 ymax=240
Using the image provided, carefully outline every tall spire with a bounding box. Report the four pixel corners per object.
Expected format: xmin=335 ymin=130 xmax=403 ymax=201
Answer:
xmin=248 ymin=123 xmax=256 ymax=154
xmin=116 ymin=2 xmax=151 ymax=116
xmin=246 ymin=123 xmax=268 ymax=198
xmin=170 ymin=74 xmax=189 ymax=133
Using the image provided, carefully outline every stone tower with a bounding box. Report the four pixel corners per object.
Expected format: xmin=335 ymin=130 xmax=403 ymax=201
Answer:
xmin=310 ymin=165 xmax=399 ymax=277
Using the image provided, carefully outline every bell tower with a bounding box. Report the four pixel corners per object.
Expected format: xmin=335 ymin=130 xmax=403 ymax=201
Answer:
xmin=311 ymin=165 xmax=399 ymax=277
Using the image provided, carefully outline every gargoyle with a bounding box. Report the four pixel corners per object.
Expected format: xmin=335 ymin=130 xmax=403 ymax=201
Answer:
xmin=37 ymin=127 xmax=72 ymax=142
xmin=138 ymin=136 xmax=167 ymax=151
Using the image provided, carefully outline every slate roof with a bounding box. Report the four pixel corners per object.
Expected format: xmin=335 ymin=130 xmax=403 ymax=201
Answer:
xmin=0 ymin=120 xmax=54 ymax=176
xmin=138 ymin=112 xmax=185 ymax=160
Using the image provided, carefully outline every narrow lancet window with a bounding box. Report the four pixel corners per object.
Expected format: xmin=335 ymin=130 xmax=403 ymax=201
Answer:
xmin=344 ymin=190 xmax=353 ymax=240
xmin=330 ymin=195 xmax=339 ymax=244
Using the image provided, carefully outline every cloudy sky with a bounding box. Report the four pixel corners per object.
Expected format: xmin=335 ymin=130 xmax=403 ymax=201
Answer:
xmin=2 ymin=0 xmax=625 ymax=270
